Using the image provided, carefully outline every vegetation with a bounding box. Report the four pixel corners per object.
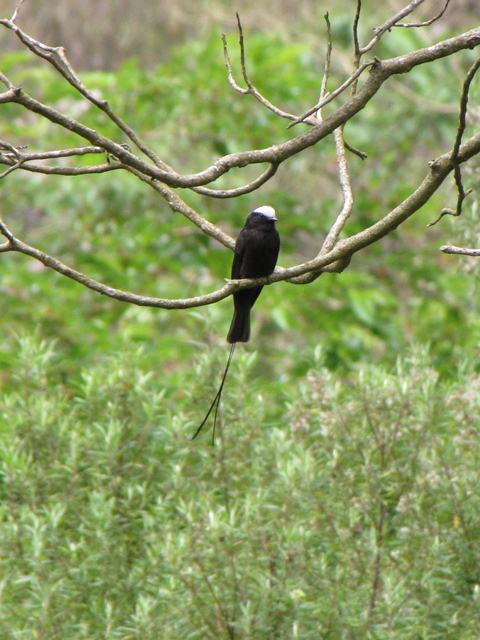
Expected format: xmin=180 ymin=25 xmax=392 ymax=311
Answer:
xmin=1 ymin=3 xmax=480 ymax=637
xmin=2 ymin=339 xmax=480 ymax=638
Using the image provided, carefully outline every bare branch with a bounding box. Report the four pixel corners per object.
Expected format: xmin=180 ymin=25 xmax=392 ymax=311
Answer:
xmin=0 ymin=219 xmax=16 ymax=244
xmin=318 ymin=12 xmax=333 ymax=113
xmin=193 ymin=164 xmax=279 ymax=199
xmin=395 ymin=0 xmax=451 ymax=28
xmin=361 ymin=0 xmax=426 ymax=55
xmin=221 ymin=18 xmax=300 ymax=123
xmin=221 ymin=32 xmax=248 ymax=95
xmin=288 ymin=60 xmax=375 ymax=128
xmin=429 ymin=56 xmax=480 ymax=226
xmin=319 ymin=14 xmax=354 ymax=252
xmin=0 ymin=27 xmax=479 ymax=189
xmin=0 ymin=17 xmax=167 ymax=169
xmin=0 ymin=218 xmax=236 ymax=309
xmin=321 ymin=129 xmax=354 ymax=253
xmin=294 ymin=14 xmax=354 ymax=285
xmin=3 ymin=127 xmax=480 ymax=307
xmin=345 ymin=140 xmax=367 ymax=160
xmin=10 ymin=0 xmax=25 ymax=23
xmin=126 ymin=167 xmax=236 ymax=251
xmin=221 ymin=14 xmax=366 ymax=162
xmin=0 ymin=144 xmax=118 ymax=176
xmin=0 ymin=158 xmax=120 ymax=176
xmin=0 ymin=158 xmax=24 ymax=179
xmin=0 ymin=144 xmax=104 ymax=162
xmin=353 ymin=0 xmax=362 ymax=77
xmin=441 ymin=245 xmax=480 ymax=257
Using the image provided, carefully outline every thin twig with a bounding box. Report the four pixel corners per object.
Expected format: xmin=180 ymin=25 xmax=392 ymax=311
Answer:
xmin=0 ymin=144 xmax=117 ymax=176
xmin=318 ymin=13 xmax=333 ymax=113
xmin=361 ymin=0 xmax=426 ymax=55
xmin=441 ymin=245 xmax=480 ymax=257
xmin=352 ymin=0 xmax=362 ymax=89
xmin=2 ymin=97 xmax=480 ymax=304
xmin=311 ymin=14 xmax=355 ymax=262
xmin=10 ymin=0 xmax=26 ymax=23
xmin=321 ymin=129 xmax=354 ymax=253
xmin=394 ymin=0 xmax=450 ymax=28
xmin=221 ymin=32 xmax=248 ymax=94
xmin=288 ymin=61 xmax=376 ymax=127
xmin=0 ymin=219 xmax=16 ymax=243
xmin=429 ymin=56 xmax=480 ymax=226
xmin=222 ymin=18 xmax=300 ymax=122
xmin=0 ymin=18 xmax=167 ymax=169
xmin=193 ymin=164 xmax=279 ymax=198
xmin=0 ymin=158 xmax=24 ymax=179
xmin=345 ymin=140 xmax=367 ymax=160
xmin=0 ymin=158 xmax=120 ymax=176
xmin=0 ymin=27 xmax=479 ymax=188
xmin=127 ymin=167 xmax=236 ymax=250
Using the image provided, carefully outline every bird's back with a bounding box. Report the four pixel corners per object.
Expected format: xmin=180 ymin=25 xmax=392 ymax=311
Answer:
xmin=237 ymin=226 xmax=280 ymax=278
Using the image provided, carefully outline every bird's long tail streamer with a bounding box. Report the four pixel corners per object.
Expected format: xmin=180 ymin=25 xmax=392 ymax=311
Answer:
xmin=191 ymin=343 xmax=236 ymax=444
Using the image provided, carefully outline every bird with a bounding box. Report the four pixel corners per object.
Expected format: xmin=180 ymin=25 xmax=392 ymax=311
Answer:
xmin=192 ymin=205 xmax=280 ymax=442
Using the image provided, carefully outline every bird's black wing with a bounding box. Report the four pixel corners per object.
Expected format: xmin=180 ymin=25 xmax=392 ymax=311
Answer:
xmin=231 ymin=230 xmax=247 ymax=279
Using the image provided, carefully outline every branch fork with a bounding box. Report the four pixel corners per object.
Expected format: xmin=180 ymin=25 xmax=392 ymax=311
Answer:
xmin=0 ymin=3 xmax=478 ymax=306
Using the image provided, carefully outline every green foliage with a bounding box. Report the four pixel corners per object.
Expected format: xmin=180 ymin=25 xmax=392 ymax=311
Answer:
xmin=1 ymin=19 xmax=480 ymax=639
xmin=1 ymin=338 xmax=480 ymax=638
xmin=1 ymin=28 xmax=479 ymax=380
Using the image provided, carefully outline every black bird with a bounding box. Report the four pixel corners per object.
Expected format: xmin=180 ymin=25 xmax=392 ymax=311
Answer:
xmin=192 ymin=205 xmax=280 ymax=442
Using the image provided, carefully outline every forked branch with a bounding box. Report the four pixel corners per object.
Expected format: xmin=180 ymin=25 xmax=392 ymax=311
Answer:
xmin=0 ymin=4 xmax=479 ymax=309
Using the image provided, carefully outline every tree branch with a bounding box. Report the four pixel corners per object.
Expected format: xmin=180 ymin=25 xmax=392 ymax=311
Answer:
xmin=0 ymin=16 xmax=167 ymax=169
xmin=2 ymin=130 xmax=480 ymax=308
xmin=1 ymin=26 xmax=479 ymax=189
xmin=441 ymin=245 xmax=480 ymax=257
xmin=429 ymin=56 xmax=480 ymax=226
xmin=293 ymin=13 xmax=355 ymax=285
xmin=192 ymin=164 xmax=279 ymax=199
xmin=394 ymin=0 xmax=450 ymax=29
xmin=361 ymin=0 xmax=426 ymax=55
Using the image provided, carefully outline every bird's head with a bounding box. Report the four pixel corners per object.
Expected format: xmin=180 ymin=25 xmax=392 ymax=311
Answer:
xmin=247 ymin=205 xmax=277 ymax=226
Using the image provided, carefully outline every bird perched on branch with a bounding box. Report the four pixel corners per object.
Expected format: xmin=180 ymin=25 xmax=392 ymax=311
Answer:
xmin=192 ymin=205 xmax=280 ymax=442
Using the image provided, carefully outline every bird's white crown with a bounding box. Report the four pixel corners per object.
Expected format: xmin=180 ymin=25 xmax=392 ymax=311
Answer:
xmin=253 ymin=205 xmax=277 ymax=220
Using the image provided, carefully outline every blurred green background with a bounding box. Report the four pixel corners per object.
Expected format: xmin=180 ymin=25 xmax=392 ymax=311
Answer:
xmin=1 ymin=1 xmax=480 ymax=638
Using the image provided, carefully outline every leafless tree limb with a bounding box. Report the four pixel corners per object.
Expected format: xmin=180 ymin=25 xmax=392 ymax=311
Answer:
xmin=0 ymin=158 xmax=24 ymax=179
xmin=0 ymin=158 xmax=121 ymax=176
xmin=0 ymin=16 xmax=167 ymax=170
xmin=126 ymin=167 xmax=236 ymax=251
xmin=321 ymin=129 xmax=354 ymax=254
xmin=222 ymin=13 xmax=366 ymax=162
xmin=288 ymin=60 xmax=375 ymax=127
xmin=429 ymin=56 xmax=480 ymax=226
xmin=317 ymin=14 xmax=354 ymax=255
xmin=394 ymin=0 xmax=451 ymax=29
xmin=222 ymin=17 xmax=308 ymax=125
xmin=2 ymin=130 xmax=480 ymax=307
xmin=361 ymin=0 xmax=426 ymax=55
xmin=10 ymin=0 xmax=26 ymax=24
xmin=192 ymin=164 xmax=279 ymax=199
xmin=294 ymin=13 xmax=355 ymax=285
xmin=0 ymin=143 xmax=118 ymax=176
xmin=441 ymin=245 xmax=480 ymax=257
xmin=352 ymin=0 xmax=363 ymax=95
xmin=1 ymin=6 xmax=480 ymax=312
xmin=1 ymin=24 xmax=479 ymax=190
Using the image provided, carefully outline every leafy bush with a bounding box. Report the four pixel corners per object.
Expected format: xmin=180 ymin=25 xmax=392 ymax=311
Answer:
xmin=1 ymin=338 xmax=479 ymax=638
